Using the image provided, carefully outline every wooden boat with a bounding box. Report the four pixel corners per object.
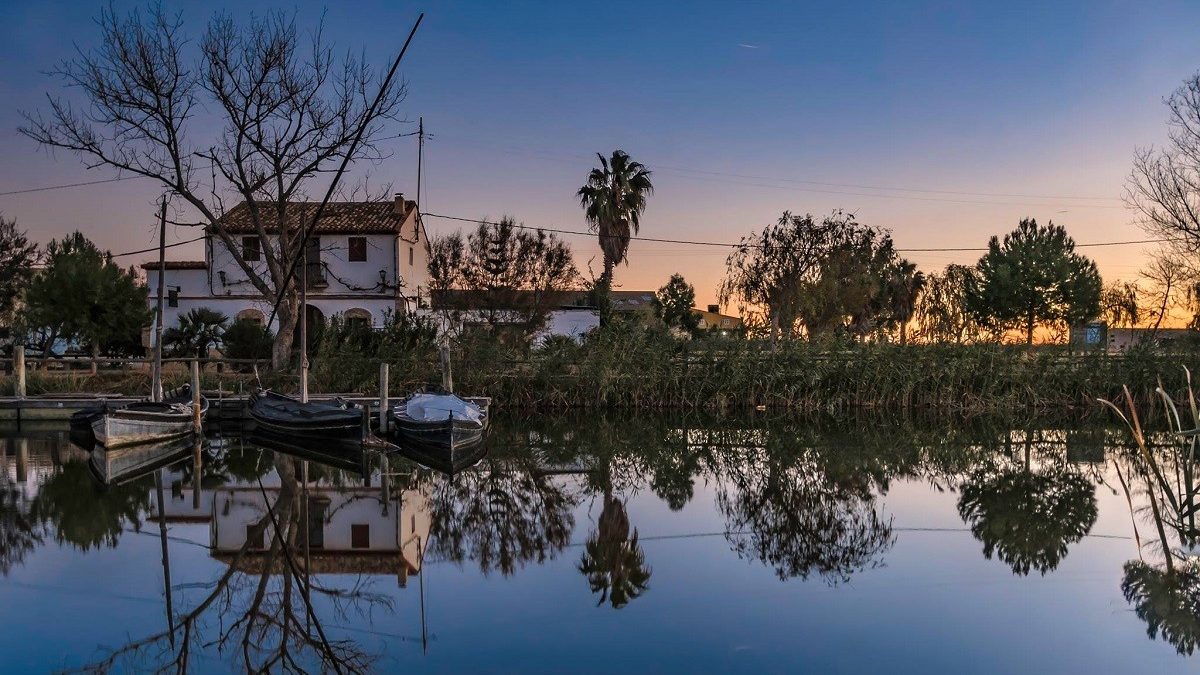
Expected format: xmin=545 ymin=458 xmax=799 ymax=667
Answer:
xmin=71 ymin=385 xmax=198 ymax=433
xmin=91 ymin=386 xmax=208 ymax=449
xmin=248 ymin=389 xmax=364 ymax=440
xmin=390 ymin=392 xmax=490 ymax=458
xmin=89 ymin=434 xmax=196 ymax=486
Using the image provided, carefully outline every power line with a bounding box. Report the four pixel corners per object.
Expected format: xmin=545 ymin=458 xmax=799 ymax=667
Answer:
xmin=428 ymin=132 xmax=1125 ymax=208
xmin=420 ymin=212 xmax=1172 ymax=254
xmin=111 ymin=235 xmax=206 ymax=259
xmin=0 ymin=174 xmax=146 ymax=196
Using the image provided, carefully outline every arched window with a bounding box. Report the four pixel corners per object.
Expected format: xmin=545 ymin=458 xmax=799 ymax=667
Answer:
xmin=236 ymin=308 xmax=266 ymax=325
xmin=343 ymin=307 xmax=372 ymax=329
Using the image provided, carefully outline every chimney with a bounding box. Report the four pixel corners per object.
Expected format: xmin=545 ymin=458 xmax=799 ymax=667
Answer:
xmin=393 ymin=192 xmax=406 ymax=216
xmin=707 ymin=304 xmax=720 ymax=314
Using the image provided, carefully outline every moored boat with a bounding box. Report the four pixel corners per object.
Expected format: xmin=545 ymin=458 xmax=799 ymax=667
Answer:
xmin=72 ymin=385 xmax=202 ymax=447
xmin=92 ymin=392 xmax=208 ymax=449
xmin=248 ymin=389 xmax=365 ymax=440
xmin=390 ymin=392 xmax=490 ymax=457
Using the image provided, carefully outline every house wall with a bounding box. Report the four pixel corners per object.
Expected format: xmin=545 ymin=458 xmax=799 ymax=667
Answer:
xmin=210 ymin=233 xmax=398 ymax=298
xmin=422 ymin=308 xmax=599 ymax=345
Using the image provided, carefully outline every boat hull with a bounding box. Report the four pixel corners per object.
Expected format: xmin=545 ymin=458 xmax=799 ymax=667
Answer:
xmin=248 ymin=390 xmax=364 ymax=441
xmin=93 ymin=406 xmax=197 ymax=448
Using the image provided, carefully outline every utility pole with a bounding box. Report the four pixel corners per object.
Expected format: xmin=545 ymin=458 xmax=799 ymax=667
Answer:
xmin=152 ymin=197 xmax=167 ymax=403
xmin=416 ymin=116 xmax=424 ymax=216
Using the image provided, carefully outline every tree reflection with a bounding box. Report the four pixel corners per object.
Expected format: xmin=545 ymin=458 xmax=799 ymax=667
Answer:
xmin=715 ymin=440 xmax=895 ymax=584
xmin=425 ymin=456 xmax=577 ymax=577
xmin=1099 ymin=379 xmax=1200 ymax=655
xmin=0 ymin=476 xmax=41 ymax=575
xmin=1122 ymin=559 xmax=1200 ymax=655
xmin=75 ymin=452 xmax=386 ymax=673
xmin=31 ymin=459 xmax=150 ymax=551
xmin=957 ymin=463 xmax=1097 ymax=576
xmin=578 ymin=487 xmax=651 ymax=608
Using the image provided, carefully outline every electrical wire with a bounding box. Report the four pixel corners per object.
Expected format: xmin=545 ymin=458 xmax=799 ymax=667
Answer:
xmin=420 ymin=212 xmax=1174 ymax=253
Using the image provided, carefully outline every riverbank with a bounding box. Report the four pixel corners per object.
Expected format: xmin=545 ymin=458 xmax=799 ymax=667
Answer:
xmin=4 ymin=341 xmax=1195 ymax=414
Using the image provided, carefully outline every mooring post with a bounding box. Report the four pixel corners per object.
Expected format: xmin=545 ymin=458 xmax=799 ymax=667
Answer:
xmin=361 ymin=405 xmax=370 ymax=441
xmin=14 ymin=345 xmax=25 ymax=399
xmin=378 ymin=362 xmax=389 ymax=433
xmin=439 ymin=345 xmax=453 ymax=393
xmin=191 ymin=360 xmax=201 ymax=431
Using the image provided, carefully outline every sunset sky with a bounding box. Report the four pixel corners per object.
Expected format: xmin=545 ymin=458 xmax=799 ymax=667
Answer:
xmin=2 ymin=1 xmax=1200 ymax=309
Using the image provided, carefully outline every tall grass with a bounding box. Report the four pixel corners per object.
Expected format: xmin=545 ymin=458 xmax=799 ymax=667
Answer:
xmin=5 ymin=320 xmax=1196 ymax=413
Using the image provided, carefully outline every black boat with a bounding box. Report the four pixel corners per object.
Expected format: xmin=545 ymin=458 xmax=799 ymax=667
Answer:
xmin=248 ymin=389 xmax=364 ymax=440
xmin=389 ymin=392 xmax=490 ymax=457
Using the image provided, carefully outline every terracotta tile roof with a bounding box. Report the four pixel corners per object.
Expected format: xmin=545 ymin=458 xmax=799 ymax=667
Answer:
xmin=140 ymin=260 xmax=208 ymax=270
xmin=212 ymin=199 xmax=416 ymax=235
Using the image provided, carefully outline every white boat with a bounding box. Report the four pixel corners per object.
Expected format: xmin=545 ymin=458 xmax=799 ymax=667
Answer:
xmin=92 ymin=396 xmax=208 ymax=449
xmin=390 ymin=392 xmax=490 ymax=456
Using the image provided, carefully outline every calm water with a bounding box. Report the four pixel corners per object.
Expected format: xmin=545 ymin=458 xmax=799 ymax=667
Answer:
xmin=0 ymin=413 xmax=1195 ymax=673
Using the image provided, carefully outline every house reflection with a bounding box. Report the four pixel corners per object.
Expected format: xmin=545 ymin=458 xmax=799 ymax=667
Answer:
xmin=210 ymin=480 xmax=430 ymax=587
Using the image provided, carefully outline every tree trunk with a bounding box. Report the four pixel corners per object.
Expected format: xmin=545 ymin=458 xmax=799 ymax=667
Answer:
xmin=900 ymin=321 xmax=908 ymax=345
xmin=272 ymin=297 xmax=299 ymax=370
xmin=90 ymin=342 xmax=99 ymax=376
xmin=1025 ymin=312 xmax=1035 ymax=346
xmin=597 ymin=260 xmax=614 ymax=327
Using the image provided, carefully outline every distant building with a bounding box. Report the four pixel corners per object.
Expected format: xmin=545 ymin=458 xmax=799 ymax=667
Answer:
xmin=1071 ymin=322 xmax=1197 ymax=353
xmin=694 ymin=304 xmax=743 ymax=334
xmin=142 ymin=193 xmax=430 ymax=344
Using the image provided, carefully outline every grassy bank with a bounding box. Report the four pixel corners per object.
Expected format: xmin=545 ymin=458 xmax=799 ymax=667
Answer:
xmin=3 ymin=333 xmax=1195 ymax=413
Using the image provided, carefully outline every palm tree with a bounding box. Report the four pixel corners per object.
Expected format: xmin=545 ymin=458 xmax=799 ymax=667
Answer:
xmin=163 ymin=308 xmax=229 ymax=358
xmin=577 ymin=150 xmax=654 ymax=305
xmin=888 ymin=260 xmax=925 ymax=344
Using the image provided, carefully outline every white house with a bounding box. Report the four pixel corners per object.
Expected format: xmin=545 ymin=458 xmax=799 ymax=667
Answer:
xmin=143 ymin=194 xmax=430 ymax=342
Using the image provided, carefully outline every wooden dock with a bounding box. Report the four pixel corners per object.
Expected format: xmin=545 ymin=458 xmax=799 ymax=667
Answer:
xmin=0 ymin=392 xmax=385 ymax=424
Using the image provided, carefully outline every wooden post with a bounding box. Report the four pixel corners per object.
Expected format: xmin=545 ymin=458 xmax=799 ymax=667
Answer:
xmin=439 ymin=345 xmax=453 ymax=393
xmin=152 ymin=198 xmax=167 ymax=403
xmin=361 ymin=405 xmax=370 ymax=441
xmin=14 ymin=345 xmax=25 ymax=399
xmin=378 ymin=362 xmax=389 ymax=433
xmin=191 ymin=360 xmax=201 ymax=432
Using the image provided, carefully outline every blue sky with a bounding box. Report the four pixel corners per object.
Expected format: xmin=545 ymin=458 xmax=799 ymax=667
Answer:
xmin=2 ymin=0 xmax=1199 ymax=305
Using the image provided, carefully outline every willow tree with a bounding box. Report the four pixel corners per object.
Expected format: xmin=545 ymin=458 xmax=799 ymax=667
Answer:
xmin=719 ymin=211 xmax=901 ymax=344
xmin=915 ymin=264 xmax=981 ymax=343
xmin=965 ymin=219 xmax=1101 ymax=345
xmin=577 ymin=150 xmax=653 ymax=312
xmin=19 ymin=6 xmax=407 ymax=368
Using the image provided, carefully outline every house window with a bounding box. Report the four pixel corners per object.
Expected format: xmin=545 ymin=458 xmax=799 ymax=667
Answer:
xmin=245 ymin=525 xmax=264 ymax=550
xmin=167 ymin=288 xmax=179 ymax=308
xmin=348 ymin=236 xmax=367 ymax=262
xmin=241 ymin=236 xmax=260 ymax=262
xmin=344 ymin=308 xmax=371 ymax=330
xmin=408 ymin=246 xmax=414 ymax=267
xmin=351 ymin=524 xmax=370 ymax=549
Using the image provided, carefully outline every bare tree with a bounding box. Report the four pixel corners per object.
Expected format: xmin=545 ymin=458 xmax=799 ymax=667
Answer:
xmin=1127 ymin=72 xmax=1200 ymax=267
xmin=1140 ymin=252 xmax=1193 ymax=334
xmin=19 ymin=5 xmax=407 ymax=367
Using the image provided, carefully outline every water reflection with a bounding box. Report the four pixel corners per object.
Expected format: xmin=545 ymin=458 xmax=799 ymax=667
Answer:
xmin=4 ymin=411 xmax=1200 ymax=669
xmin=957 ymin=429 xmax=1099 ymax=576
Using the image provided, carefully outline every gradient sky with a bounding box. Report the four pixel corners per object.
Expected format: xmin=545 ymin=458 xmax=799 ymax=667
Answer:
xmin=2 ymin=0 xmax=1200 ymax=309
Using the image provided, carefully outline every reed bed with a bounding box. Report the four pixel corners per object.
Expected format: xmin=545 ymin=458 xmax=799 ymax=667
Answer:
xmin=4 ymin=329 xmax=1195 ymax=414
